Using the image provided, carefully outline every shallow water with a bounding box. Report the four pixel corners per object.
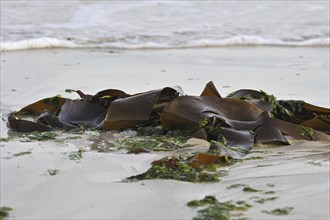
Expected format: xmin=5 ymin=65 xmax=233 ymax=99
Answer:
xmin=1 ymin=1 xmax=329 ymax=50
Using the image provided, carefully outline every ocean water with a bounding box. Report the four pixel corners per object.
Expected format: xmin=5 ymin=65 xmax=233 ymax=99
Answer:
xmin=1 ymin=1 xmax=329 ymax=51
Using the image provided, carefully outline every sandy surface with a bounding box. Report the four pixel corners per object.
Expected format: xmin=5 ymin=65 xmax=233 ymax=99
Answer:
xmin=1 ymin=47 xmax=329 ymax=219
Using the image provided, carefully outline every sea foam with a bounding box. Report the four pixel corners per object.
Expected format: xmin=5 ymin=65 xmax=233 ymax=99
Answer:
xmin=0 ymin=38 xmax=77 ymax=51
xmin=1 ymin=36 xmax=329 ymax=51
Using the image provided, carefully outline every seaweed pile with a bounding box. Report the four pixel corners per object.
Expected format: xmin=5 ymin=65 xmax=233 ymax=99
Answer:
xmin=7 ymin=81 xmax=330 ymax=154
xmin=8 ymin=82 xmax=330 ymax=150
xmin=6 ymin=81 xmax=330 ymax=183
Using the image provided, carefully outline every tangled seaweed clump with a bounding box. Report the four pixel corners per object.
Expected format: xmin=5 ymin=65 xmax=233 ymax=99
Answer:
xmin=6 ymin=81 xmax=330 ymax=182
xmin=7 ymin=82 xmax=329 ymax=145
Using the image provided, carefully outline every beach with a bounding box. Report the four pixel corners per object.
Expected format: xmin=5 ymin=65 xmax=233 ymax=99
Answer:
xmin=1 ymin=47 xmax=329 ymax=219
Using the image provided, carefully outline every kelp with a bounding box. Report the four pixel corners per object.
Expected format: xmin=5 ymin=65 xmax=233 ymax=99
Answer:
xmin=200 ymin=81 xmax=222 ymax=98
xmin=227 ymin=89 xmax=330 ymax=134
xmin=6 ymin=81 xmax=329 ymax=154
xmin=102 ymin=87 xmax=183 ymax=130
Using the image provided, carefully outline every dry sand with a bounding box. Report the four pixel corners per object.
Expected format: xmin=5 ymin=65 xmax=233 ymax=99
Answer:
xmin=1 ymin=47 xmax=329 ymax=219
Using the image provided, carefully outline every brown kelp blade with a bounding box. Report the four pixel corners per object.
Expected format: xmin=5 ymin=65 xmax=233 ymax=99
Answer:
xmin=188 ymin=153 xmax=227 ymax=169
xmin=8 ymin=93 xmax=110 ymax=131
xmin=280 ymin=100 xmax=330 ymax=118
xmin=215 ymin=127 xmax=255 ymax=150
xmin=279 ymin=100 xmax=330 ymax=132
xmin=59 ymin=99 xmax=108 ymax=129
xmin=226 ymin=90 xmax=330 ymax=132
xmin=37 ymin=111 xmax=77 ymax=130
xmin=7 ymin=114 xmax=52 ymax=132
xmin=103 ymin=86 xmax=183 ymax=130
xmin=161 ymin=96 xmax=264 ymax=131
xmin=88 ymin=89 xmax=128 ymax=107
xmin=266 ymin=118 xmax=329 ymax=141
xmin=300 ymin=116 xmax=330 ymax=134
xmin=18 ymin=96 xmax=67 ymax=115
xmin=200 ymin=81 xmax=222 ymax=98
xmin=254 ymin=125 xmax=289 ymax=145
xmin=226 ymin=89 xmax=292 ymax=121
xmin=7 ymin=96 xmax=67 ymax=132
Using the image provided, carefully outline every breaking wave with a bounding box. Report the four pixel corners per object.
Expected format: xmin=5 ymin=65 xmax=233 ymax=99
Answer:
xmin=1 ymin=36 xmax=329 ymax=51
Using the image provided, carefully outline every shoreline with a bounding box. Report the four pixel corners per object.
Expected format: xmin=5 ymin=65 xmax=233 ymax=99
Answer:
xmin=1 ymin=41 xmax=330 ymax=52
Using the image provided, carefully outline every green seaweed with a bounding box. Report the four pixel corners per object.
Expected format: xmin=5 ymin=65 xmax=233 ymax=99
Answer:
xmin=243 ymin=187 xmax=260 ymax=193
xmin=233 ymin=201 xmax=253 ymax=211
xmin=44 ymin=94 xmax=62 ymax=107
xmin=187 ymin=196 xmax=252 ymax=220
xmin=47 ymin=169 xmax=59 ymax=176
xmin=260 ymin=90 xmax=293 ymax=121
xmin=23 ymin=131 xmax=58 ymax=141
xmin=263 ymin=191 xmax=276 ymax=194
xmin=301 ymin=126 xmax=314 ymax=140
xmin=252 ymin=197 xmax=279 ymax=204
xmin=187 ymin=196 xmax=218 ymax=207
xmin=117 ymin=130 xmax=192 ymax=153
xmin=68 ymin=149 xmax=84 ymax=160
xmin=193 ymin=203 xmax=230 ymax=220
xmin=138 ymin=161 xmax=219 ymax=182
xmin=226 ymin=184 xmax=248 ymax=189
xmin=0 ymin=207 xmax=13 ymax=220
xmin=201 ymin=164 xmax=218 ymax=172
xmin=199 ymin=118 xmax=210 ymax=129
xmin=13 ymin=151 xmax=31 ymax=157
xmin=128 ymin=155 xmax=223 ymax=183
xmin=260 ymin=90 xmax=277 ymax=109
xmin=262 ymin=206 xmax=294 ymax=215
xmin=0 ymin=138 xmax=9 ymax=142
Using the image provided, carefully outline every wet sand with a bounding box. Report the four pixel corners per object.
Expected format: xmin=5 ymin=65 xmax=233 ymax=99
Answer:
xmin=1 ymin=47 xmax=329 ymax=219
